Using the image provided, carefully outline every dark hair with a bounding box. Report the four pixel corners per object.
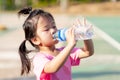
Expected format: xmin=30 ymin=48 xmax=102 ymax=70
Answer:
xmin=18 ymin=7 xmax=54 ymax=75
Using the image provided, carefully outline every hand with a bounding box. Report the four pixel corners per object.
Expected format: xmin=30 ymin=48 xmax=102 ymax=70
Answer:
xmin=73 ymin=17 xmax=94 ymax=40
xmin=65 ymin=27 xmax=77 ymax=47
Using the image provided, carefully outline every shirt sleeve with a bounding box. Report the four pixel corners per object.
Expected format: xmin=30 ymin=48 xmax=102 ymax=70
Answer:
xmin=70 ymin=47 xmax=82 ymax=66
xmin=33 ymin=54 xmax=49 ymax=78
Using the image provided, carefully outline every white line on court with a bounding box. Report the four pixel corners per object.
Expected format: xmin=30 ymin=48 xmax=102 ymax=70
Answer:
xmin=0 ymin=63 xmax=19 ymax=68
xmin=93 ymin=25 xmax=120 ymax=51
xmin=0 ymin=51 xmax=19 ymax=60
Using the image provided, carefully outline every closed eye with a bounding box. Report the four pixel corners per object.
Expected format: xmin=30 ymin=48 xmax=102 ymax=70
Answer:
xmin=44 ymin=28 xmax=49 ymax=31
xmin=43 ymin=25 xmax=56 ymax=31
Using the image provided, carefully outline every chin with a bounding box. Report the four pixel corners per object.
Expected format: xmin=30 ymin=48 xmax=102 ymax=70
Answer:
xmin=45 ymin=40 xmax=58 ymax=47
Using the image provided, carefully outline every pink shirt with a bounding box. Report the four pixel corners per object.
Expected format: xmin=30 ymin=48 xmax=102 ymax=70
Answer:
xmin=33 ymin=47 xmax=82 ymax=80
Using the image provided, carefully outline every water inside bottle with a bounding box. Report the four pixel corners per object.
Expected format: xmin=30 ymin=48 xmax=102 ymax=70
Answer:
xmin=74 ymin=24 xmax=94 ymax=40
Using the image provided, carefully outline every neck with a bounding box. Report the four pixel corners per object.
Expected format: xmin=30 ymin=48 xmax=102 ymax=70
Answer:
xmin=39 ymin=46 xmax=59 ymax=56
xmin=40 ymin=45 xmax=55 ymax=52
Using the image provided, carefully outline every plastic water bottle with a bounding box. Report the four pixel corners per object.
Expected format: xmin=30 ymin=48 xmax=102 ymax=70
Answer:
xmin=53 ymin=28 xmax=67 ymax=41
xmin=53 ymin=26 xmax=94 ymax=41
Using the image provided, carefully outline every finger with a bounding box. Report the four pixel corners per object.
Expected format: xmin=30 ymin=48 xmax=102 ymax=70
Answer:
xmin=68 ymin=27 xmax=73 ymax=35
xmin=77 ymin=18 xmax=82 ymax=26
xmin=72 ymin=23 xmax=75 ymax=27
xmin=88 ymin=24 xmax=93 ymax=30
xmin=73 ymin=22 xmax=78 ymax=28
xmin=72 ymin=23 xmax=77 ymax=29
xmin=71 ymin=28 xmax=75 ymax=39
xmin=68 ymin=27 xmax=73 ymax=33
xmin=83 ymin=17 xmax=87 ymax=26
xmin=71 ymin=27 xmax=75 ymax=34
xmin=86 ymin=24 xmax=93 ymax=32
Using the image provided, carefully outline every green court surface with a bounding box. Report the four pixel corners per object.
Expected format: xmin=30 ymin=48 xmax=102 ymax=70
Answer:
xmin=72 ymin=35 xmax=120 ymax=80
xmin=86 ymin=16 xmax=120 ymax=43
xmin=71 ymin=16 xmax=120 ymax=80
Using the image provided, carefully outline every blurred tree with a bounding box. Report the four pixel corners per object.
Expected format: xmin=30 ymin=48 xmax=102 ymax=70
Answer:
xmin=4 ymin=0 xmax=15 ymax=10
xmin=15 ymin=0 xmax=22 ymax=7
xmin=1 ymin=0 xmax=119 ymax=11
xmin=111 ymin=0 xmax=117 ymax=2
xmin=14 ymin=0 xmax=23 ymax=8
xmin=21 ymin=0 xmax=28 ymax=7
xmin=15 ymin=0 xmax=31 ymax=9
xmin=32 ymin=0 xmax=39 ymax=7
xmin=0 ymin=0 xmax=20 ymax=10
xmin=60 ymin=0 xmax=69 ymax=12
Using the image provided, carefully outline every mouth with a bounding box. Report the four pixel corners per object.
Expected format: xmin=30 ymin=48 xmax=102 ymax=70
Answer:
xmin=53 ymin=38 xmax=58 ymax=41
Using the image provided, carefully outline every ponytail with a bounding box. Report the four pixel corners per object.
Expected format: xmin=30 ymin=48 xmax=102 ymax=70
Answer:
xmin=18 ymin=7 xmax=32 ymax=17
xmin=19 ymin=40 xmax=31 ymax=75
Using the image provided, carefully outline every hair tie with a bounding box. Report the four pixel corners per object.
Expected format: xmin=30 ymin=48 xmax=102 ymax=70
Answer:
xmin=26 ymin=7 xmax=32 ymax=14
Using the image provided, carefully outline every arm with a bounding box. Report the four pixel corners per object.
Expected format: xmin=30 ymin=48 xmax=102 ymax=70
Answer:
xmin=78 ymin=39 xmax=94 ymax=59
xmin=44 ymin=44 xmax=74 ymax=73
xmin=73 ymin=17 xmax=94 ymax=59
xmin=44 ymin=28 xmax=76 ymax=73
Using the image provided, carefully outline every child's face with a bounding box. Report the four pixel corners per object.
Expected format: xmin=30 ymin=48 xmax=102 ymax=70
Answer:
xmin=36 ymin=16 xmax=58 ymax=47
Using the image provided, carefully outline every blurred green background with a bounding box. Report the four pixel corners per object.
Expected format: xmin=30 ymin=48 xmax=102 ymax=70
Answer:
xmin=0 ymin=0 xmax=120 ymax=80
xmin=0 ymin=0 xmax=117 ymax=10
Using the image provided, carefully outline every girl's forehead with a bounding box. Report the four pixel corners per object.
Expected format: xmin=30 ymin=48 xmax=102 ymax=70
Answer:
xmin=37 ymin=16 xmax=55 ymax=28
xmin=38 ymin=16 xmax=54 ymax=24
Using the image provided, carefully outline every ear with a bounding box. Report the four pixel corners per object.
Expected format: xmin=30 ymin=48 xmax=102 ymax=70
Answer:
xmin=31 ymin=37 xmax=41 ymax=45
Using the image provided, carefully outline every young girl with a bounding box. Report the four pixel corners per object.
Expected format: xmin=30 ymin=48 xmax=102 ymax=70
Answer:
xmin=18 ymin=7 xmax=94 ymax=80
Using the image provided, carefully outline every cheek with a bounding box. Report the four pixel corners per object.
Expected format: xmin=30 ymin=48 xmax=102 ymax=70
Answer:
xmin=40 ymin=32 xmax=52 ymax=43
xmin=37 ymin=31 xmax=55 ymax=46
xmin=41 ymin=37 xmax=54 ymax=47
xmin=37 ymin=30 xmax=50 ymax=39
xmin=41 ymin=32 xmax=51 ymax=39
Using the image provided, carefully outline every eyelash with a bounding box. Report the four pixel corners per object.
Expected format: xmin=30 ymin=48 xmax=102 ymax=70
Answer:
xmin=45 ymin=28 xmax=49 ymax=31
xmin=44 ymin=26 xmax=56 ymax=31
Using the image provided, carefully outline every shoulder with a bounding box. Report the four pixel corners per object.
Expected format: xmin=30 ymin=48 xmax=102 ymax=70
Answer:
xmin=33 ymin=53 xmax=44 ymax=60
xmin=71 ymin=47 xmax=82 ymax=53
xmin=33 ymin=53 xmax=49 ymax=64
xmin=57 ymin=47 xmax=82 ymax=52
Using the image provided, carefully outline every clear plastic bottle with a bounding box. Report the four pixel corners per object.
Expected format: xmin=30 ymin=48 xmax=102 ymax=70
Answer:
xmin=53 ymin=26 xmax=94 ymax=41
